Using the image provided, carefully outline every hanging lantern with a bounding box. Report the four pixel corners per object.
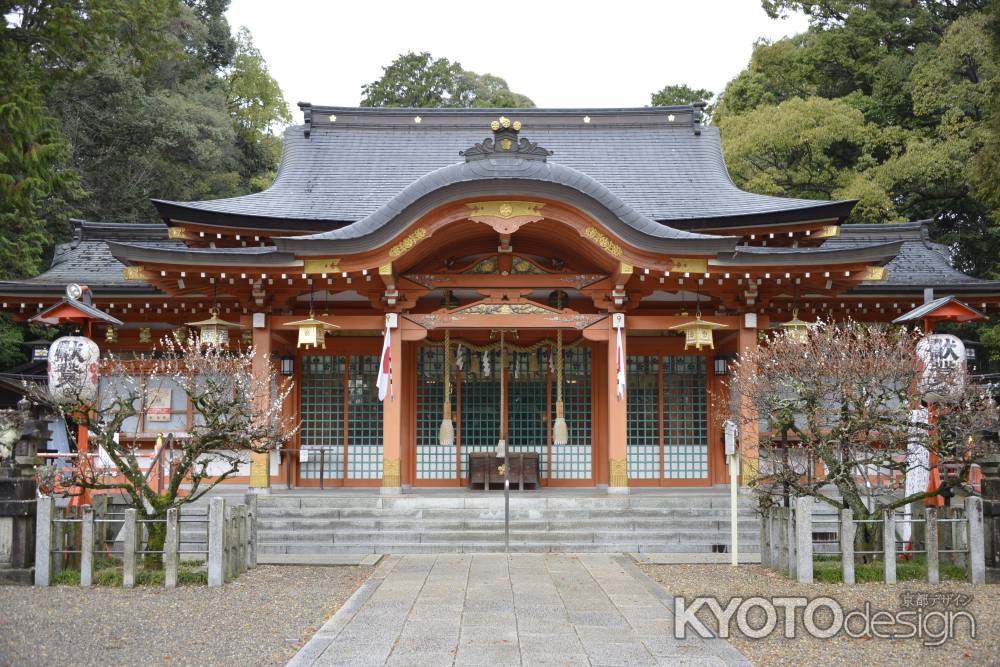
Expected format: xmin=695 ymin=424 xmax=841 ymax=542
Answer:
xmin=241 ymin=328 xmax=253 ymax=345
xmin=173 ymin=325 xmax=188 ymax=343
xmin=669 ymin=314 xmax=727 ymax=350
xmin=286 ymin=312 xmax=339 ymax=349
xmin=138 ymin=327 xmax=152 ymax=344
xmin=105 ymin=327 xmax=118 ymax=343
xmin=781 ymin=309 xmax=813 ymax=344
xmin=47 ymin=336 xmax=100 ymax=406
xmin=186 ymin=310 xmax=243 ymax=347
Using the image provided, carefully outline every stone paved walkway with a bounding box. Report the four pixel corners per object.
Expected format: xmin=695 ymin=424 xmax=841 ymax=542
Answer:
xmin=288 ymin=554 xmax=749 ymax=666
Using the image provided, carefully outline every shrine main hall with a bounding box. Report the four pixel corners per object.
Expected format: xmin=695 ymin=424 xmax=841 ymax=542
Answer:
xmin=4 ymin=105 xmax=1000 ymax=492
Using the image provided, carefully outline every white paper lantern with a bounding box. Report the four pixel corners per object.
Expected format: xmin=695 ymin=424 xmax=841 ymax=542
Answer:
xmin=48 ymin=336 xmax=100 ymax=406
xmin=917 ymin=334 xmax=966 ymax=403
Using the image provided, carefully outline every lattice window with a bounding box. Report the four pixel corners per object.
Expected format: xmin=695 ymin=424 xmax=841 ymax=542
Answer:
xmin=299 ymin=355 xmax=344 ymax=479
xmin=416 ymin=347 xmax=456 ymax=479
xmin=627 ymin=355 xmax=661 ymax=479
xmin=551 ymin=347 xmax=592 ymax=479
xmin=459 ymin=349 xmax=502 ymax=477
xmin=663 ymin=355 xmax=708 ymax=478
xmin=346 ymin=355 xmax=383 ymax=479
xmin=508 ymin=350 xmax=549 ymax=478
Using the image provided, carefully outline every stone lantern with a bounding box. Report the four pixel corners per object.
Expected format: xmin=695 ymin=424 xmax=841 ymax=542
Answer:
xmin=0 ymin=399 xmax=50 ymax=584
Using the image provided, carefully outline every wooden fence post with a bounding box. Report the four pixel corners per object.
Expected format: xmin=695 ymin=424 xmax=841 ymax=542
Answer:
xmin=164 ymin=508 xmax=179 ymax=589
xmin=785 ymin=508 xmax=797 ymax=579
xmin=795 ymin=497 xmax=813 ymax=584
xmin=966 ymin=496 xmax=985 ymax=584
xmin=883 ymin=510 xmax=896 ymax=584
xmin=122 ymin=509 xmax=137 ymax=588
xmin=762 ymin=511 xmax=771 ymax=569
xmin=840 ymin=508 xmax=855 ymax=585
xmin=208 ymin=497 xmax=225 ymax=587
xmin=33 ymin=496 xmax=53 ymax=587
xmin=237 ymin=505 xmax=248 ymax=575
xmin=245 ymin=494 xmax=258 ymax=569
xmin=52 ymin=507 xmax=64 ymax=578
xmin=93 ymin=495 xmax=108 ymax=552
xmin=926 ymin=507 xmax=939 ymax=584
xmin=80 ymin=505 xmax=94 ymax=587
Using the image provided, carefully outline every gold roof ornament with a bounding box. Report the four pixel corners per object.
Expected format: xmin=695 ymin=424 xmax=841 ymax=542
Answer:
xmin=186 ymin=310 xmax=243 ymax=348
xmin=669 ymin=312 xmax=728 ymax=350
xmin=286 ymin=312 xmax=339 ymax=349
xmin=781 ymin=309 xmax=814 ymax=344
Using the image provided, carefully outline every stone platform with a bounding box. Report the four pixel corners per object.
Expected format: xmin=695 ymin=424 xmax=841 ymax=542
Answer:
xmin=240 ymin=487 xmax=761 ymax=559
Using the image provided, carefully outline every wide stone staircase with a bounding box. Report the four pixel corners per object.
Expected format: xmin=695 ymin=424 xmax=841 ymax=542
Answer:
xmin=253 ymin=490 xmax=761 ymax=556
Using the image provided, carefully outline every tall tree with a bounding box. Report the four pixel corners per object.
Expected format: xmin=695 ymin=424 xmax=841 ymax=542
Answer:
xmin=361 ymin=51 xmax=534 ymax=108
xmin=0 ymin=0 xmax=292 ymax=369
xmin=226 ymin=27 xmax=292 ymax=191
xmin=650 ymin=84 xmax=715 ymax=118
xmin=715 ymin=2 xmax=1000 ymax=280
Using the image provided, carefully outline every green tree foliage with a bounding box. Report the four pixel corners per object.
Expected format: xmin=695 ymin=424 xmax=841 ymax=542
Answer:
xmin=0 ymin=0 xmax=290 ymax=369
xmin=716 ymin=2 xmax=1000 ymax=280
xmin=650 ymin=84 xmax=715 ymax=118
xmin=227 ymin=28 xmax=292 ymax=191
xmin=0 ymin=43 xmax=79 ymax=279
xmin=361 ymin=52 xmax=534 ymax=108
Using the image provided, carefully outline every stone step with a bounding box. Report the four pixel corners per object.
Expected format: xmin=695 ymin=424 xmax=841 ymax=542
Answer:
xmin=258 ymin=507 xmax=758 ymax=521
xmin=259 ymin=495 xmax=755 ymax=511
xmin=257 ymin=515 xmax=757 ymax=531
xmin=257 ymin=541 xmax=756 ymax=555
xmin=256 ymin=528 xmax=762 ymax=544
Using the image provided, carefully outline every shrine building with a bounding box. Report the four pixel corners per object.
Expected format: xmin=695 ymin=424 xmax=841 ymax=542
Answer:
xmin=4 ymin=105 xmax=1000 ymax=492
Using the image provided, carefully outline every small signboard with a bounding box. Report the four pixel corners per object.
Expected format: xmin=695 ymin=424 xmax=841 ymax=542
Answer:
xmin=145 ymin=388 xmax=172 ymax=422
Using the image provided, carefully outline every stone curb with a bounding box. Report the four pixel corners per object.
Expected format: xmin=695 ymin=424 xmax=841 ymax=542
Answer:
xmin=614 ymin=555 xmax=754 ymax=667
xmin=285 ymin=572 xmax=384 ymax=666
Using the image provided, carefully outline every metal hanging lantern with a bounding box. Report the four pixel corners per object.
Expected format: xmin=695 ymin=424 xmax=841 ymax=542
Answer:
xmin=186 ymin=310 xmax=242 ymax=347
xmin=286 ymin=312 xmax=339 ymax=349
xmin=669 ymin=313 xmax=727 ymax=350
xmin=781 ymin=309 xmax=813 ymax=344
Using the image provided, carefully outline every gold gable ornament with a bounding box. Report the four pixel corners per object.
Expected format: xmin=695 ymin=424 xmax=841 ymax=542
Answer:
xmin=286 ymin=312 xmax=339 ymax=349
xmin=669 ymin=312 xmax=727 ymax=350
xmin=186 ymin=310 xmax=243 ymax=348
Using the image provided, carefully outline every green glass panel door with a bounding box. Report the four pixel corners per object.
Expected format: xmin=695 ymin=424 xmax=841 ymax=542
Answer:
xmin=626 ymin=353 xmax=708 ymax=481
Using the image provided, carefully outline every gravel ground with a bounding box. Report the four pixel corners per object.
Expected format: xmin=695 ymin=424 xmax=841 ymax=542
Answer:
xmin=0 ymin=565 xmax=372 ymax=667
xmin=641 ymin=563 xmax=999 ymax=666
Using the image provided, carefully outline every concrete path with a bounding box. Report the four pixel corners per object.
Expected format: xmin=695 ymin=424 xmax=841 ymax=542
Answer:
xmin=288 ymin=554 xmax=749 ymax=666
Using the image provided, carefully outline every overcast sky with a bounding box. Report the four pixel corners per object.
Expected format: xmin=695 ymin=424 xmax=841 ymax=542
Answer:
xmin=225 ymin=0 xmax=809 ymax=115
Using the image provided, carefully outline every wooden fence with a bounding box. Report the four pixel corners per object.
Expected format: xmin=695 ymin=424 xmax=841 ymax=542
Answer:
xmin=761 ymin=496 xmax=986 ymax=584
xmin=33 ymin=495 xmax=258 ymax=588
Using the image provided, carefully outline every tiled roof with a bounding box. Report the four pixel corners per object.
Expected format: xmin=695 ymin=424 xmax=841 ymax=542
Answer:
xmin=0 ymin=220 xmax=177 ymax=294
xmin=153 ymin=106 xmax=855 ymax=228
xmin=823 ymin=222 xmax=1000 ymax=293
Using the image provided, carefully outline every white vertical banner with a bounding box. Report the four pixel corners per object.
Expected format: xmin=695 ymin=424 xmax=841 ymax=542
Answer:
xmin=376 ymin=314 xmax=396 ymax=402
xmin=613 ymin=314 xmax=626 ymax=400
